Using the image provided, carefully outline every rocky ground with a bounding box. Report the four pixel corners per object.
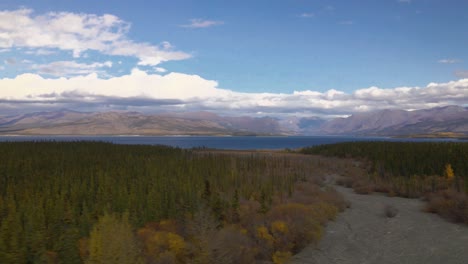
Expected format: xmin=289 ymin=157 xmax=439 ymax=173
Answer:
xmin=291 ymin=183 xmax=468 ymax=264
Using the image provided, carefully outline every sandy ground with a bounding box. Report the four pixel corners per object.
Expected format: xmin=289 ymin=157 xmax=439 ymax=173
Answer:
xmin=291 ymin=184 xmax=468 ymax=264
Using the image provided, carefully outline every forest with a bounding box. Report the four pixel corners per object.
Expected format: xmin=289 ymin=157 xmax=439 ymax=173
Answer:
xmin=0 ymin=141 xmax=345 ymax=264
xmin=301 ymin=141 xmax=468 ymax=223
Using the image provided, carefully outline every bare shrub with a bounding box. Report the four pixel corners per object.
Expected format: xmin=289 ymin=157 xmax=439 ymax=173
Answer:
xmin=319 ymin=187 xmax=348 ymax=212
xmin=353 ymin=181 xmax=374 ymax=194
xmin=288 ymin=182 xmax=322 ymax=205
xmin=238 ymin=199 xmax=263 ymax=233
xmin=336 ymin=177 xmax=354 ymax=188
xmin=384 ymin=204 xmax=398 ymax=218
xmin=208 ymin=226 xmax=256 ymax=264
xmin=373 ymin=182 xmax=391 ymax=194
xmin=426 ymin=190 xmax=468 ymax=224
xmin=289 ymin=182 xmax=347 ymax=212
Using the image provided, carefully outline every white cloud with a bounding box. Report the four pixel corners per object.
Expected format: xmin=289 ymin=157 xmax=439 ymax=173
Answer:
xmin=31 ymin=60 xmax=113 ymax=77
xmin=0 ymin=8 xmax=191 ymax=65
xmin=0 ymin=69 xmax=223 ymax=103
xmin=181 ymin=19 xmax=224 ymax=28
xmin=25 ymin=48 xmax=56 ymax=56
xmin=154 ymin=67 xmax=167 ymax=73
xmin=299 ymin=13 xmax=314 ymax=18
xmin=0 ymin=70 xmax=466 ymax=117
xmin=438 ymin=59 xmax=460 ymax=64
xmin=398 ymin=0 xmax=411 ymax=3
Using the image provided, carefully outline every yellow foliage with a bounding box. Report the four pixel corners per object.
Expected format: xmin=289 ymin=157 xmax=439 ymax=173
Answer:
xmin=141 ymin=230 xmax=188 ymax=263
xmin=146 ymin=231 xmax=165 ymax=254
xmin=266 ymin=202 xmax=325 ymax=248
xmin=167 ymin=232 xmax=185 ymax=254
xmin=445 ymin=164 xmax=455 ymax=180
xmin=271 ymin=221 xmax=288 ymax=234
xmin=272 ymin=250 xmax=292 ymax=264
xmin=256 ymin=225 xmax=274 ymax=243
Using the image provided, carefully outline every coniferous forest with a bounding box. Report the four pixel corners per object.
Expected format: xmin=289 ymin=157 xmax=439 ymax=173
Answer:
xmin=301 ymin=142 xmax=468 ymax=179
xmin=0 ymin=141 xmax=345 ymax=264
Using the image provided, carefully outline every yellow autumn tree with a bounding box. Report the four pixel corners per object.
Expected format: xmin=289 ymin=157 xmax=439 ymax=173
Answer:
xmin=445 ymin=164 xmax=455 ymax=181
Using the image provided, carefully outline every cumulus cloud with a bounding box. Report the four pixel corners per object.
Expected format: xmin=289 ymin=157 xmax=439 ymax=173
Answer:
xmin=31 ymin=60 xmax=113 ymax=77
xmin=0 ymin=69 xmax=466 ymax=117
xmin=0 ymin=69 xmax=223 ymax=103
xmin=0 ymin=8 xmax=191 ymax=65
xmin=181 ymin=19 xmax=224 ymax=28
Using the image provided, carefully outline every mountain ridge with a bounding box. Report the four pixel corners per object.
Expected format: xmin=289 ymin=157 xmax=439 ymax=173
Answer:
xmin=0 ymin=106 xmax=466 ymax=137
xmin=318 ymin=106 xmax=468 ymax=136
xmin=0 ymin=110 xmax=287 ymax=136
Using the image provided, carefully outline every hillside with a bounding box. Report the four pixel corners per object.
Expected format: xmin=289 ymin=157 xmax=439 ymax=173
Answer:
xmin=318 ymin=106 xmax=468 ymax=137
xmin=0 ymin=110 xmax=286 ymax=136
xmin=0 ymin=106 xmax=466 ymax=137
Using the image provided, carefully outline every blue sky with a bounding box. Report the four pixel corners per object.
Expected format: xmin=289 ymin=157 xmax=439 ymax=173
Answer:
xmin=0 ymin=0 xmax=467 ymax=117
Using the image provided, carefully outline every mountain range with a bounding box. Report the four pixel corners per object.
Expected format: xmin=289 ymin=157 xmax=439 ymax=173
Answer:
xmin=317 ymin=105 xmax=468 ymax=137
xmin=0 ymin=106 xmax=466 ymax=137
xmin=0 ymin=110 xmax=286 ymax=136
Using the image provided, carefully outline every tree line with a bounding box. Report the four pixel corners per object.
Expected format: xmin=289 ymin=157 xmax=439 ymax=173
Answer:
xmin=301 ymin=141 xmax=468 ymax=181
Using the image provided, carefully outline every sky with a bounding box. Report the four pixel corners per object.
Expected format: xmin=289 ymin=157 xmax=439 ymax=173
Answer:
xmin=0 ymin=0 xmax=467 ymax=118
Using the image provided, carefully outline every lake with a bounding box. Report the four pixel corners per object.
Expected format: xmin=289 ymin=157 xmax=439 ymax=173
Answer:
xmin=0 ymin=135 xmax=462 ymax=150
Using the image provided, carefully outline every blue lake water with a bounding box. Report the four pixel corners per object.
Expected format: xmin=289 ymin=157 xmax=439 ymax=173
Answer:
xmin=0 ymin=135 xmax=462 ymax=150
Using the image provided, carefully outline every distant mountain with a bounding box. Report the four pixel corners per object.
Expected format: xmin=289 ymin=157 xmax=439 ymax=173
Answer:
xmin=163 ymin=111 xmax=285 ymax=135
xmin=0 ymin=110 xmax=287 ymax=136
xmin=0 ymin=106 xmax=466 ymax=137
xmin=319 ymin=106 xmax=468 ymax=137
